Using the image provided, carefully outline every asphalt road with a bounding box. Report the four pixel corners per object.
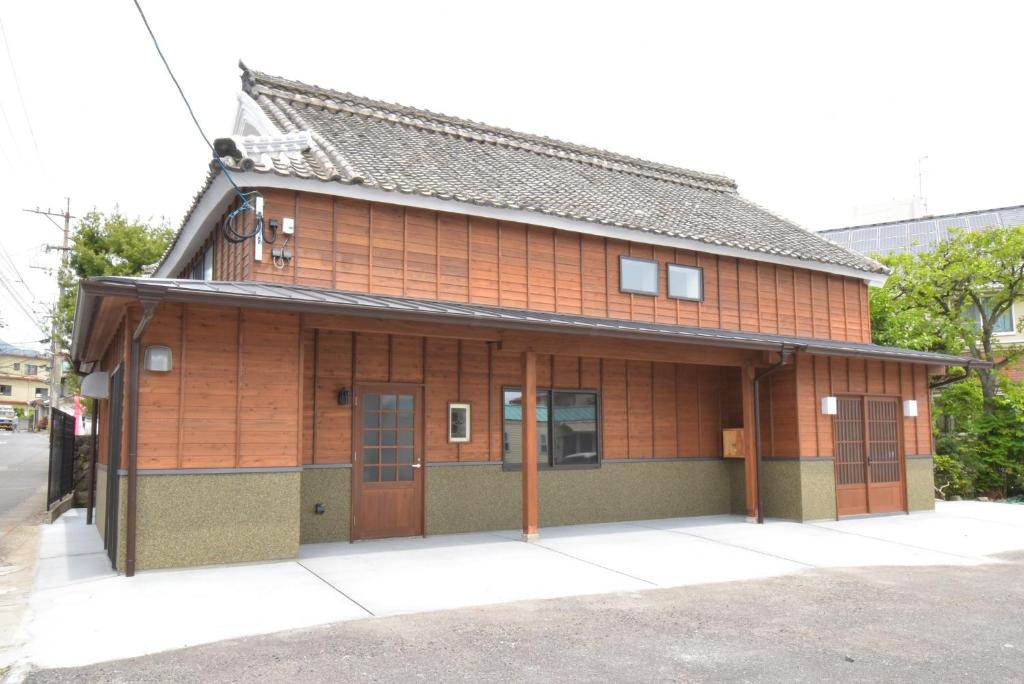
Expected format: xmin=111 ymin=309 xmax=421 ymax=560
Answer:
xmin=0 ymin=432 xmax=49 ymax=528
xmin=26 ymin=551 xmax=1024 ymax=683
xmin=1 ymin=431 xmax=49 ymax=676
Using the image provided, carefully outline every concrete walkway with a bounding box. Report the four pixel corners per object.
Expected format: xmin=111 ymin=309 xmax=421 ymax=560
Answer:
xmin=10 ymin=502 xmax=1024 ymax=670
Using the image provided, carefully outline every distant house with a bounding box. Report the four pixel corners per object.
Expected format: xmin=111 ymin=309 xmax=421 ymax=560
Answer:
xmin=0 ymin=340 xmax=50 ymax=410
xmin=821 ymin=204 xmax=1024 ymax=256
xmin=70 ymin=64 xmax=974 ymax=576
xmin=823 ymin=206 xmax=1024 ymax=376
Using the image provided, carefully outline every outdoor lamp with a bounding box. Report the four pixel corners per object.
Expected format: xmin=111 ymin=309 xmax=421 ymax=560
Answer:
xmin=903 ymin=400 xmax=918 ymax=417
xmin=143 ymin=345 xmax=173 ymax=372
xmin=337 ymin=387 xmax=351 ymax=406
xmin=821 ymin=396 xmax=838 ymax=415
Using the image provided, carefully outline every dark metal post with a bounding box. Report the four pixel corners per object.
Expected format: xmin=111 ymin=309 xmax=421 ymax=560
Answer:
xmin=86 ymin=398 xmax=99 ymax=525
xmin=125 ymin=299 xmax=158 ymax=577
xmin=753 ymin=346 xmax=796 ymax=524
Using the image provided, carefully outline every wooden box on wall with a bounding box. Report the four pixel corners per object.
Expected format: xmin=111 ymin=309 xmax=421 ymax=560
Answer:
xmin=722 ymin=428 xmax=745 ymax=459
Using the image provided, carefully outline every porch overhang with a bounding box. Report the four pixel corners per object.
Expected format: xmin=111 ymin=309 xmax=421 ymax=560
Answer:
xmin=71 ymin=276 xmax=984 ymax=370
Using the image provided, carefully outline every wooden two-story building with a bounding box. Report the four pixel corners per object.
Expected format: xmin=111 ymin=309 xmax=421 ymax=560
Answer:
xmin=71 ymin=65 xmax=973 ymax=574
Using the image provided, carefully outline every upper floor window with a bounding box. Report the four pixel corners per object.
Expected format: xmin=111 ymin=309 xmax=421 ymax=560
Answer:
xmin=191 ymin=245 xmax=214 ymax=281
xmin=203 ymin=245 xmax=214 ymax=280
xmin=965 ymin=298 xmax=1014 ymax=334
xmin=667 ymin=264 xmax=703 ymax=301
xmin=12 ymin=362 xmax=19 ymax=371
xmin=35 ymin=387 xmax=48 ymax=398
xmin=25 ymin=364 xmax=37 ymax=376
xmin=619 ymin=256 xmax=658 ymax=296
xmin=0 ymin=385 xmax=11 ymax=396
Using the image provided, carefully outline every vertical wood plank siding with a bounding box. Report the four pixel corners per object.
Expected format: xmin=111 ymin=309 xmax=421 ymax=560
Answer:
xmin=113 ymin=302 xmax=934 ymax=472
xmin=209 ymin=190 xmax=874 ymax=343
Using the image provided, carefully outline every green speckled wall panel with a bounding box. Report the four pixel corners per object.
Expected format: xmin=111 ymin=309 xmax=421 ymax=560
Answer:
xmin=134 ymin=472 xmax=300 ymax=570
xmin=95 ymin=466 xmax=107 ymax=541
xmin=426 ymin=465 xmax=519 ymax=534
xmin=906 ymin=457 xmax=935 ymax=511
xmin=799 ymin=459 xmax=837 ymax=521
xmin=761 ymin=459 xmax=837 ymax=522
xmin=761 ymin=460 xmax=803 ymax=520
xmin=300 ymin=468 xmax=351 ymax=543
xmin=425 ymin=460 xmax=733 ymax=534
xmin=539 ymin=461 xmax=732 ymax=526
xmin=726 ymin=459 xmax=747 ymax=515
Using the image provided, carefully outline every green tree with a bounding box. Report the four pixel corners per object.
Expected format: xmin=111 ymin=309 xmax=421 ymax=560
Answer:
xmin=869 ymin=225 xmax=1024 ymax=412
xmin=55 ymin=211 xmax=174 ymax=353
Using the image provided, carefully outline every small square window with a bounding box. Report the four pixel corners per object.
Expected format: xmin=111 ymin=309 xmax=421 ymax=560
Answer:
xmin=25 ymin=365 xmax=37 ymax=376
xmin=619 ymin=256 xmax=658 ymax=296
xmin=667 ymin=264 xmax=703 ymax=301
xmin=0 ymin=385 xmax=11 ymax=396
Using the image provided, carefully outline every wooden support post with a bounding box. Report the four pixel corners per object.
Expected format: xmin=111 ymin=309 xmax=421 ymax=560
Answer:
xmin=741 ymin=363 xmax=759 ymax=521
xmin=521 ymin=350 xmax=539 ymax=541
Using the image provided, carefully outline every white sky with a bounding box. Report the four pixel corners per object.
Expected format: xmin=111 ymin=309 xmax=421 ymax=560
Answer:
xmin=1 ymin=0 xmax=1022 ymax=350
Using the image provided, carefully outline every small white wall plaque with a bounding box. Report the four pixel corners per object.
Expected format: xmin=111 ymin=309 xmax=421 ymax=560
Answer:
xmin=448 ymin=402 xmax=471 ymax=443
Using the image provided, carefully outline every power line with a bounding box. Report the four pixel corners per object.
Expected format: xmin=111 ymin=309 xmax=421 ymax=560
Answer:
xmin=0 ymin=15 xmax=42 ymax=166
xmin=130 ymin=0 xmax=249 ymax=202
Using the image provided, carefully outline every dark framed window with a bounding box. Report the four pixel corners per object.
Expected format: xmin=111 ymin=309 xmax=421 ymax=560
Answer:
xmin=502 ymin=387 xmax=599 ymax=469
xmin=12 ymin=363 xmax=19 ymax=371
xmin=667 ymin=263 xmax=703 ymax=301
xmin=25 ymin=364 xmax=37 ymax=376
xmin=0 ymin=385 xmax=11 ymax=396
xmin=619 ymin=256 xmax=658 ymax=296
xmin=35 ymin=387 xmax=48 ymax=398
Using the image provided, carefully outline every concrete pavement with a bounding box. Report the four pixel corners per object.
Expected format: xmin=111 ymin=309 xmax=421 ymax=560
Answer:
xmin=26 ymin=552 xmax=1024 ymax=683
xmin=12 ymin=500 xmax=1024 ymax=672
xmin=0 ymin=432 xmax=49 ymax=676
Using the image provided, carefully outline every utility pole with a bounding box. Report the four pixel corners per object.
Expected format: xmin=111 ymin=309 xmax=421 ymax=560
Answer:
xmin=24 ymin=198 xmax=73 ymax=433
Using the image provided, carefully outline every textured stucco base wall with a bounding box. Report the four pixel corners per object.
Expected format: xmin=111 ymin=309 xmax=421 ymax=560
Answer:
xmin=726 ymin=459 xmax=747 ymax=516
xmin=906 ymin=457 xmax=936 ymax=511
xmin=426 ymin=465 xmax=519 ymax=534
xmin=95 ymin=465 xmax=107 ymax=541
xmin=425 ymin=460 xmax=734 ymax=535
xmin=799 ymin=459 xmax=838 ymax=521
xmin=300 ymin=467 xmax=351 ymax=543
xmin=135 ymin=472 xmax=300 ymax=571
xmin=761 ymin=459 xmax=837 ymax=522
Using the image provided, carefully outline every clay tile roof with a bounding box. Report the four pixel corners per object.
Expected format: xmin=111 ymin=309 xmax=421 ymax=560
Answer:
xmin=163 ymin=63 xmax=888 ymax=276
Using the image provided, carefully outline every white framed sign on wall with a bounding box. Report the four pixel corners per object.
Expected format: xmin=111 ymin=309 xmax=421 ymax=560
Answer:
xmin=448 ymin=402 xmax=471 ymax=443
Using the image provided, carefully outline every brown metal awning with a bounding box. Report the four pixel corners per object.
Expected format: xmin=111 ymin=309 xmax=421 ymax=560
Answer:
xmin=71 ymin=276 xmax=985 ymax=369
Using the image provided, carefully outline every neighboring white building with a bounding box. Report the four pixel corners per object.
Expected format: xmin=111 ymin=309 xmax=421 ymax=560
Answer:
xmin=821 ymin=205 xmax=1024 ymax=349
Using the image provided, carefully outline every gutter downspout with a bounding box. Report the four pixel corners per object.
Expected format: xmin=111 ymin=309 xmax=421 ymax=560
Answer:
xmin=930 ymin=360 xmax=974 ymax=391
xmin=753 ymin=345 xmax=798 ymax=524
xmin=125 ymin=294 xmax=161 ymax=577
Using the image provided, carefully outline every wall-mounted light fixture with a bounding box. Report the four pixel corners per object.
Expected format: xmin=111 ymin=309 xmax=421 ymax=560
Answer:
xmin=143 ymin=345 xmax=173 ymax=372
xmin=903 ymin=399 xmax=918 ymax=417
xmin=821 ymin=396 xmax=838 ymax=415
xmin=337 ymin=387 xmax=350 ymax=406
xmin=314 ymin=503 xmax=326 ymax=515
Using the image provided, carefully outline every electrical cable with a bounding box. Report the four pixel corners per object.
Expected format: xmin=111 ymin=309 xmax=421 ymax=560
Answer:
xmin=131 ymin=0 xmax=269 ymax=250
xmin=0 ymin=15 xmax=42 ymax=166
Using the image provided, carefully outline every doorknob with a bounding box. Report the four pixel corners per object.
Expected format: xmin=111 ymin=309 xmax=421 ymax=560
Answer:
xmin=411 ymin=463 xmax=422 ymax=469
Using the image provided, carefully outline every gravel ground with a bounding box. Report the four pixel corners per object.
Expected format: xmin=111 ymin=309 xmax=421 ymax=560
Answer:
xmin=26 ymin=552 xmax=1024 ymax=683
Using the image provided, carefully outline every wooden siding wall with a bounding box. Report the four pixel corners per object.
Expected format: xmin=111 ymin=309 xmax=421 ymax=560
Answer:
xmin=758 ymin=354 xmax=934 ymax=459
xmin=176 ymin=199 xmax=253 ymax=281
xmin=130 ymin=303 xmax=301 ymax=469
xmin=95 ymin=316 xmax=126 ymax=466
xmin=225 ymin=190 xmax=873 ymax=343
xmin=300 ymin=331 xmax=744 ymax=465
